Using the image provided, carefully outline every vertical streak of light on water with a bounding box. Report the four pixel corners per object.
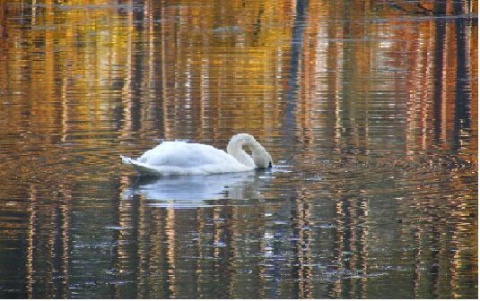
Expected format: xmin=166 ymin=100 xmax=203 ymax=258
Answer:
xmin=283 ymin=0 xmax=309 ymax=142
xmin=26 ymin=189 xmax=36 ymax=299
xmin=432 ymin=16 xmax=446 ymax=145
xmin=166 ymin=208 xmax=177 ymax=298
xmin=121 ymin=1 xmax=134 ymax=139
xmin=452 ymin=3 xmax=473 ymax=151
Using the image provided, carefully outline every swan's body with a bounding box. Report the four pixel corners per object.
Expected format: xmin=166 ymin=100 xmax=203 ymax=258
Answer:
xmin=121 ymin=133 xmax=272 ymax=176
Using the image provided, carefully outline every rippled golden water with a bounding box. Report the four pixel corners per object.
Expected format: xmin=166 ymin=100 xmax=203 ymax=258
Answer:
xmin=0 ymin=0 xmax=477 ymax=298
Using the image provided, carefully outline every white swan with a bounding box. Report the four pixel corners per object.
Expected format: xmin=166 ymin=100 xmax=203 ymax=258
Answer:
xmin=121 ymin=133 xmax=273 ymax=176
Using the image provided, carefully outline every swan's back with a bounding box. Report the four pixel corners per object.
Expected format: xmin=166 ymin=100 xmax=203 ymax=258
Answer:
xmin=139 ymin=141 xmax=235 ymax=167
xmin=122 ymin=141 xmax=253 ymax=176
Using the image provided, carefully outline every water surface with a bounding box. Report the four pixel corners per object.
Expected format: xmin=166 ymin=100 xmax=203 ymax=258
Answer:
xmin=0 ymin=0 xmax=477 ymax=298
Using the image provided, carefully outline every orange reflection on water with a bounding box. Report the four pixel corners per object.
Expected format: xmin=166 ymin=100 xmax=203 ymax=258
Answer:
xmin=0 ymin=0 xmax=476 ymax=299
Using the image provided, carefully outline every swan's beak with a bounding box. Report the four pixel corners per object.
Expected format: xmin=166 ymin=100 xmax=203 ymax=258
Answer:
xmin=268 ymin=161 xmax=272 ymax=168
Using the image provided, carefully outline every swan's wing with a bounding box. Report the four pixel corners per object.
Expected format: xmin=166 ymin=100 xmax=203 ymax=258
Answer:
xmin=122 ymin=155 xmax=252 ymax=176
xmin=139 ymin=141 xmax=239 ymax=167
xmin=123 ymin=155 xmax=201 ymax=176
xmin=121 ymin=155 xmax=166 ymax=175
xmin=121 ymin=142 xmax=254 ymax=176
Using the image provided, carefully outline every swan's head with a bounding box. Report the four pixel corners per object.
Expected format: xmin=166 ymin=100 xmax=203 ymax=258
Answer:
xmin=228 ymin=133 xmax=273 ymax=169
xmin=252 ymin=148 xmax=273 ymax=169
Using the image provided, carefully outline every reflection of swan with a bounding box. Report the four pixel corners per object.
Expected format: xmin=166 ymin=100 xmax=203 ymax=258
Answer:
xmin=121 ymin=172 xmax=270 ymax=208
xmin=121 ymin=133 xmax=273 ymax=176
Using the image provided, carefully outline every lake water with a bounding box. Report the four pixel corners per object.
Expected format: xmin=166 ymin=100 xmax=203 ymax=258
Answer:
xmin=0 ymin=0 xmax=477 ymax=298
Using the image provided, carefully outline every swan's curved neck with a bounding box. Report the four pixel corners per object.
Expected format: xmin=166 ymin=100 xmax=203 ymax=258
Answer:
xmin=226 ymin=134 xmax=272 ymax=168
xmin=227 ymin=138 xmax=255 ymax=167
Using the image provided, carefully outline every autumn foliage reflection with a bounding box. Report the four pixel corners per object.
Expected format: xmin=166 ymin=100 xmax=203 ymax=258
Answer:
xmin=0 ymin=0 xmax=477 ymax=298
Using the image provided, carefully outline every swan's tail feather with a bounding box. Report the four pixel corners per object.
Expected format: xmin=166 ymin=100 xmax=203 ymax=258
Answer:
xmin=121 ymin=155 xmax=163 ymax=175
xmin=121 ymin=155 xmax=132 ymax=164
xmin=121 ymin=154 xmax=254 ymax=176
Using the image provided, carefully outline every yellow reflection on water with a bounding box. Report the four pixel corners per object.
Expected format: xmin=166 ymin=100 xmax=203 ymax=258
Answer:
xmin=0 ymin=0 xmax=476 ymax=299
